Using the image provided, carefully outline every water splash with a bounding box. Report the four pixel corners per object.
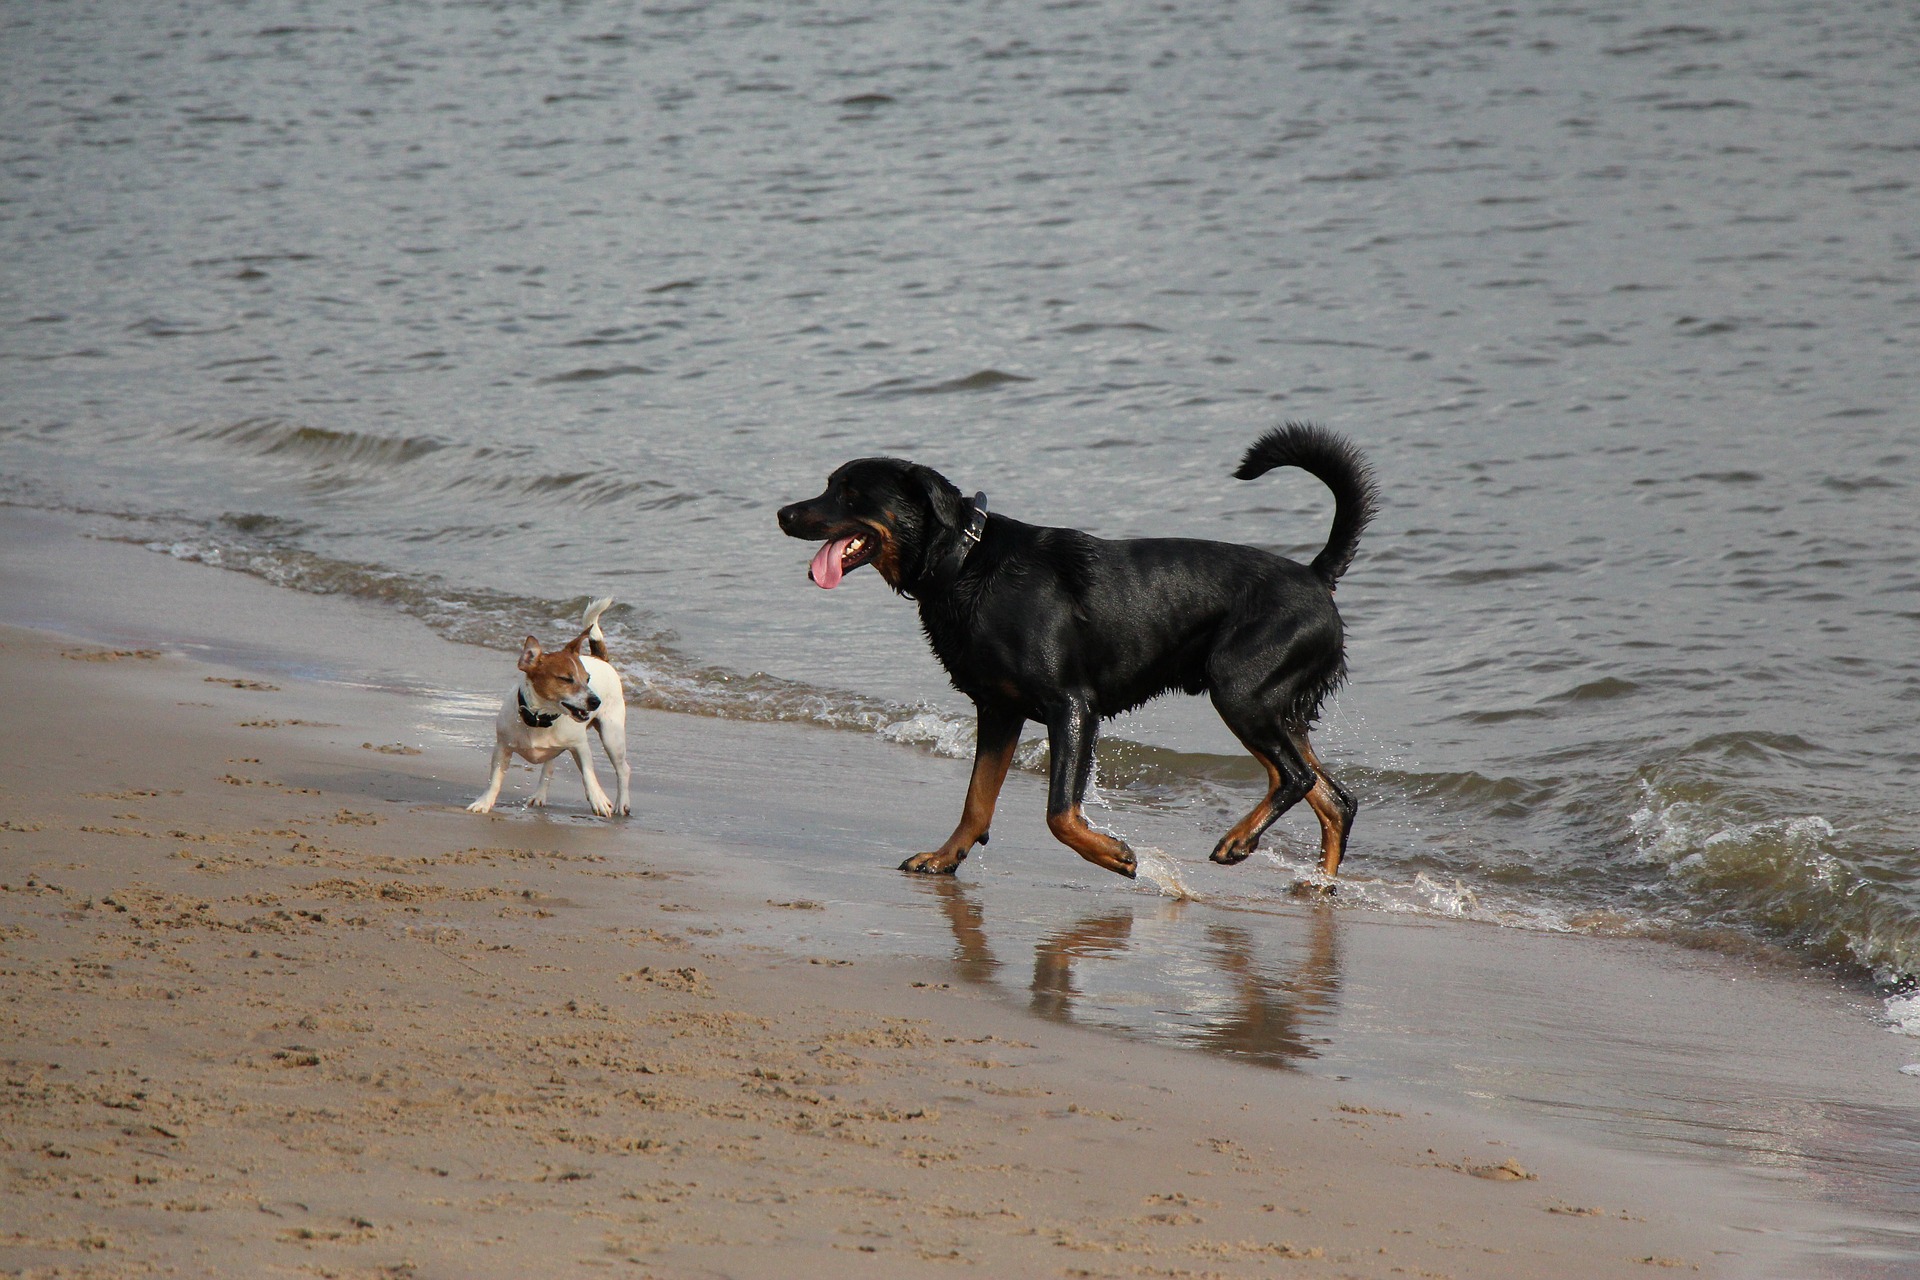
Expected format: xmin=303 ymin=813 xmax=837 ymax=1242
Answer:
xmin=1132 ymin=847 xmax=1200 ymax=901
xmin=1412 ymin=871 xmax=1482 ymax=917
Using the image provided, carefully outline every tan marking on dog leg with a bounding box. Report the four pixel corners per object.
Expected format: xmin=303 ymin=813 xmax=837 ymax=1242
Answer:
xmin=1305 ymin=775 xmax=1346 ymax=875
xmin=902 ymin=732 xmax=1019 ymax=874
xmin=1047 ymin=806 xmax=1137 ymax=879
xmin=1212 ymin=746 xmax=1283 ymax=865
xmin=1295 ymin=734 xmax=1352 ymax=877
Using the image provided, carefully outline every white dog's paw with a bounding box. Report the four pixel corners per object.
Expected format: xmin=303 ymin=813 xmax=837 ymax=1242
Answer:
xmin=618 ymin=803 xmax=631 ymax=817
xmin=591 ymin=799 xmax=615 ymax=818
xmin=527 ymin=795 xmax=548 ymax=808
xmin=466 ymin=799 xmax=494 ymax=814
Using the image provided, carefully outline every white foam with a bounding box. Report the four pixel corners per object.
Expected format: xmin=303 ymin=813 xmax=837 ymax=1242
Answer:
xmin=875 ymin=709 xmax=975 ymax=759
xmin=1630 ymin=786 xmax=1837 ymax=875
xmin=1412 ymin=871 xmax=1481 ymax=917
xmin=154 ymin=539 xmax=223 ymax=567
xmin=1883 ymin=993 xmax=1920 ymax=1039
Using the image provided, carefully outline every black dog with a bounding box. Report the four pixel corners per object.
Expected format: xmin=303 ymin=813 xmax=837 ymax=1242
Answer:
xmin=777 ymin=424 xmax=1377 ymax=881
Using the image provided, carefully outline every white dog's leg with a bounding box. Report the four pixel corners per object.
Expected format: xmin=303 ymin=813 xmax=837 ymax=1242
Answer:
xmin=467 ymin=744 xmax=510 ymax=813
xmin=529 ymin=759 xmax=556 ymax=807
xmin=573 ymin=743 xmax=614 ymax=817
xmin=595 ymin=714 xmax=630 ymax=816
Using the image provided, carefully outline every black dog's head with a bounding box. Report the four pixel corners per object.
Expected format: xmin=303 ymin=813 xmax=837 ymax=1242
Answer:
xmin=778 ymin=457 xmax=968 ymax=593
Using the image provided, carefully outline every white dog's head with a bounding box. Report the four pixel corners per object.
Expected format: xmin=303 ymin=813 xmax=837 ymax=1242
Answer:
xmin=518 ymin=631 xmax=601 ymax=722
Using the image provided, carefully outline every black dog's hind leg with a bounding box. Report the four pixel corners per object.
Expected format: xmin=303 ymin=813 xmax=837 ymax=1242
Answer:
xmin=1210 ymin=732 xmax=1315 ymax=866
xmin=1294 ymin=731 xmax=1358 ymax=875
xmin=902 ymin=702 xmax=1025 ymax=875
xmin=1043 ymin=696 xmax=1137 ymax=879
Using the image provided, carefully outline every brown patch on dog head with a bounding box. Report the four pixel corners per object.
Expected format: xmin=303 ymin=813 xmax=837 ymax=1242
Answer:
xmin=862 ymin=517 xmax=906 ymax=587
xmin=520 ymin=633 xmax=591 ymax=702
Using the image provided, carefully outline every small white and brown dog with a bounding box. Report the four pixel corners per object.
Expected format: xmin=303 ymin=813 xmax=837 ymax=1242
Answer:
xmin=468 ymin=597 xmax=630 ymax=817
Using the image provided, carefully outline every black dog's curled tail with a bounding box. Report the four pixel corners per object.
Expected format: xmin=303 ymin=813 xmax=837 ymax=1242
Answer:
xmin=1234 ymin=422 xmax=1380 ymax=587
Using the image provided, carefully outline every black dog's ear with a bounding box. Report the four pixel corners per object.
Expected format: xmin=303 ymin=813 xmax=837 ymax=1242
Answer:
xmin=908 ymin=464 xmax=965 ymax=533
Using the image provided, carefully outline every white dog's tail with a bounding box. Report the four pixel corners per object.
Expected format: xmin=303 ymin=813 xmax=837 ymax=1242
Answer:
xmin=581 ymin=597 xmax=614 ymax=661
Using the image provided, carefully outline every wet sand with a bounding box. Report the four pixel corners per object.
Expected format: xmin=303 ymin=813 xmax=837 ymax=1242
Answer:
xmin=0 ymin=509 xmax=1901 ymax=1278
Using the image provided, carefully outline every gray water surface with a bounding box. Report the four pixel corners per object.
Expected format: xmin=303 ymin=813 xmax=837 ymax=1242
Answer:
xmin=4 ymin=2 xmax=1918 ymax=981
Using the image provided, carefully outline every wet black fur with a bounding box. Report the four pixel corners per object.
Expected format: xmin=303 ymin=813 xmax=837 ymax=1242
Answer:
xmin=777 ymin=422 xmax=1378 ymax=865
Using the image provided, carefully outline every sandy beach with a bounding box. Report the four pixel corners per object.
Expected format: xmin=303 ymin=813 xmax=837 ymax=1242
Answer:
xmin=0 ymin=510 xmax=1912 ymax=1279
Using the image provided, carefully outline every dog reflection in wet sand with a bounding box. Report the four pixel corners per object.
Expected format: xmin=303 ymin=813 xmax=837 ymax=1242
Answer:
xmin=779 ymin=424 xmax=1376 ymax=882
xmin=927 ymin=879 xmax=1340 ymax=1069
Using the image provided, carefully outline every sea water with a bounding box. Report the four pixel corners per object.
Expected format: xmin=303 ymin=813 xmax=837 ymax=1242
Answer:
xmin=4 ymin=2 xmax=1916 ymax=1003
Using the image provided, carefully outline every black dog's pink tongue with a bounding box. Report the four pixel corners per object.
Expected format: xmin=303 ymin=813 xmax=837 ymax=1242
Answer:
xmin=809 ymin=537 xmax=853 ymax=589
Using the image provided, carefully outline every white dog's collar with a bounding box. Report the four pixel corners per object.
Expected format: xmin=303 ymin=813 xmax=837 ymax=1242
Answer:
xmin=518 ymin=688 xmax=560 ymax=728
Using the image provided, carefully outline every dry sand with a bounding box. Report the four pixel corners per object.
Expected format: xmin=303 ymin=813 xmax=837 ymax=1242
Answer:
xmin=0 ymin=622 xmax=1760 ymax=1279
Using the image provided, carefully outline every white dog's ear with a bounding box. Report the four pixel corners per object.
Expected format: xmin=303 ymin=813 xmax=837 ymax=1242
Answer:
xmin=517 ymin=636 xmax=544 ymax=672
xmin=564 ymin=630 xmax=589 ymax=655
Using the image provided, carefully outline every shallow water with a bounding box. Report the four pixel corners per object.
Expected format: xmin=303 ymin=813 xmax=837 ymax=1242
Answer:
xmin=3 ymin=0 xmax=1918 ymax=994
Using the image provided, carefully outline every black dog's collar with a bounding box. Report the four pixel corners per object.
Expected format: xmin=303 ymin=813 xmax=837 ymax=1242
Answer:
xmin=918 ymin=492 xmax=988 ymax=596
xmin=518 ymin=688 xmax=560 ymax=729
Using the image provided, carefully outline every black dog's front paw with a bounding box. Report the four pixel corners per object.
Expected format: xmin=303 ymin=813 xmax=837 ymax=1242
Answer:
xmin=899 ymin=850 xmax=966 ymax=875
xmin=1210 ymin=835 xmax=1256 ymax=865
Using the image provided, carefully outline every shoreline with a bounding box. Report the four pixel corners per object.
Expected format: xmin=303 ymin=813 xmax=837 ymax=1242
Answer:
xmin=1 ymin=505 xmax=1914 ymax=1276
